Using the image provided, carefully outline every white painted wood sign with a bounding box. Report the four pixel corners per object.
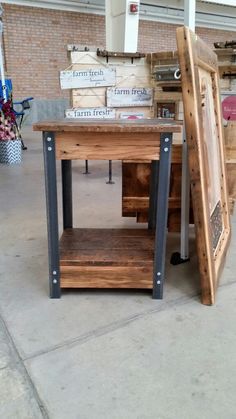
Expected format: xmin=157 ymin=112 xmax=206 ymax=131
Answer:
xmin=60 ymin=68 xmax=116 ymax=89
xmin=107 ymin=87 xmax=153 ymax=107
xmin=65 ymin=107 xmax=116 ymax=119
xmin=120 ymin=112 xmax=145 ymax=119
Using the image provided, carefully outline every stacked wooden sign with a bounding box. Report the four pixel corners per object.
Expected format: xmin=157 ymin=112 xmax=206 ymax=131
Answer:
xmin=60 ymin=48 xmax=154 ymax=120
xmin=59 ymin=49 xmax=185 ymax=232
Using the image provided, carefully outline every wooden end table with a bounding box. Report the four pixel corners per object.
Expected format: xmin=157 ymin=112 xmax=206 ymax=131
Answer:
xmin=33 ymin=119 xmax=181 ymax=299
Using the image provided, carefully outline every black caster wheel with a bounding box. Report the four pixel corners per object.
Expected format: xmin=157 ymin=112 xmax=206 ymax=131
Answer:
xmin=170 ymin=252 xmax=190 ymax=265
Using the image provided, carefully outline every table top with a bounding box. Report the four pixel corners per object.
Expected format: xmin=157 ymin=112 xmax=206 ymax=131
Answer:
xmin=33 ymin=118 xmax=182 ymax=134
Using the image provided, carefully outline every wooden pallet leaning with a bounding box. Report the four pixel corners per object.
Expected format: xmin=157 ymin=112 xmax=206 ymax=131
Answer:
xmin=176 ymin=26 xmax=231 ymax=305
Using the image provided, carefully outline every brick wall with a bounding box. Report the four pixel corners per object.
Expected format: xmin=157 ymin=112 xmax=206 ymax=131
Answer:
xmin=138 ymin=20 xmax=236 ymax=53
xmin=3 ymin=4 xmax=236 ymax=100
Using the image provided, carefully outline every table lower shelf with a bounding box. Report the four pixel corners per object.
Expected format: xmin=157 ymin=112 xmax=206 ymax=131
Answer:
xmin=60 ymin=228 xmax=155 ymax=289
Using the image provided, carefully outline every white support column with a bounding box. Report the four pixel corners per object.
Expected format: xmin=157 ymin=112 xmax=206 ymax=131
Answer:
xmin=0 ymin=40 xmax=6 ymax=102
xmin=105 ymin=0 xmax=140 ymax=52
xmin=184 ymin=0 xmax=196 ymax=31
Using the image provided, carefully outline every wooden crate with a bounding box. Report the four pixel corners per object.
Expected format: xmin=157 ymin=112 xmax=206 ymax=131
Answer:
xmin=121 ymin=143 xmax=194 ymax=232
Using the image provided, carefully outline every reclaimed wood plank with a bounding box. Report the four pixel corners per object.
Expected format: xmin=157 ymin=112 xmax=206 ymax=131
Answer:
xmin=60 ymin=249 xmax=154 ymax=266
xmin=59 ymin=228 xmax=154 ymax=289
xmin=60 ymin=266 xmax=153 ymax=289
xmin=147 ymin=51 xmax=179 ymax=63
xmin=55 ymin=131 xmax=161 ymax=146
xmin=121 ymin=157 xmax=183 ymax=230
xmin=60 ymin=67 xmax=116 ymax=89
xmin=33 ymin=119 xmax=182 ymax=133
xmin=107 ymin=87 xmax=153 ymax=108
xmin=56 ymin=144 xmax=160 ymax=161
xmin=60 ymin=228 xmax=154 ymax=251
xmin=177 ymin=26 xmax=231 ymax=305
xmin=70 ymin=51 xmax=106 ymax=65
xmin=122 ymin=197 xmax=181 ymax=212
xmin=54 ymin=125 xmax=181 ymax=160
xmin=65 ymin=107 xmax=115 ymax=119
xmin=117 ymin=107 xmax=154 ymax=119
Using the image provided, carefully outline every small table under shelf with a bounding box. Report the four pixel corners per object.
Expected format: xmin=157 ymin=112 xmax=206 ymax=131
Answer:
xmin=33 ymin=119 xmax=181 ymax=299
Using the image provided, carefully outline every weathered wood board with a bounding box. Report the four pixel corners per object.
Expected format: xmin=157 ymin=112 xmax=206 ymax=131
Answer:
xmin=70 ymin=51 xmax=106 ymax=65
xmin=65 ymin=107 xmax=115 ymax=119
xmin=107 ymin=87 xmax=153 ymax=107
xmin=60 ymin=228 xmax=154 ymax=289
xmin=60 ymin=67 xmax=116 ymax=89
xmin=72 ymin=87 xmax=106 ymax=108
xmin=116 ymin=107 xmax=154 ymax=119
xmin=119 ymin=111 xmax=146 ymax=119
xmin=122 ymin=160 xmax=187 ymax=232
xmin=176 ymin=26 xmax=231 ymax=305
xmin=68 ymin=50 xmax=153 ymax=118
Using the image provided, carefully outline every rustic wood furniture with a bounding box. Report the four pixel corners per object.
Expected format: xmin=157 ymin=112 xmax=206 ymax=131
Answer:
xmin=33 ymin=119 xmax=181 ymax=299
xmin=177 ymin=27 xmax=231 ymax=305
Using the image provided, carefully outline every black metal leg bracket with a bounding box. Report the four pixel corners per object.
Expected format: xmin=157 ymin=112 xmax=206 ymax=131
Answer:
xmin=152 ymin=133 xmax=173 ymax=299
xmin=106 ymin=160 xmax=115 ymax=184
xmin=43 ymin=131 xmax=61 ymax=298
xmin=83 ymin=160 xmax=91 ymax=174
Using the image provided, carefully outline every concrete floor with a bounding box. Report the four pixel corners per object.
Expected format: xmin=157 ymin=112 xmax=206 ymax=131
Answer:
xmin=0 ymin=127 xmax=236 ymax=419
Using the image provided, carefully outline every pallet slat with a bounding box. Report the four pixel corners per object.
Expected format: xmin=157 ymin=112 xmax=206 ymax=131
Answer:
xmin=60 ymin=228 xmax=154 ymax=289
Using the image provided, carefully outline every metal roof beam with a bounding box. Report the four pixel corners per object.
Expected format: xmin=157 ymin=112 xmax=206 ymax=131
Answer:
xmin=200 ymin=0 xmax=236 ymax=6
xmin=2 ymin=0 xmax=236 ymax=32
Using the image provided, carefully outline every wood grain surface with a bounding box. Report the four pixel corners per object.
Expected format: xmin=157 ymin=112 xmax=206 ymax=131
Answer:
xmin=121 ymin=150 xmax=185 ymax=231
xmin=33 ymin=118 xmax=181 ymax=133
xmin=177 ymin=26 xmax=231 ymax=305
xmin=60 ymin=228 xmax=154 ymax=289
xmin=55 ymin=131 xmax=161 ymax=160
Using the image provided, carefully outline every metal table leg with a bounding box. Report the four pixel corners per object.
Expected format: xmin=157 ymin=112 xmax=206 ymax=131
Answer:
xmin=83 ymin=160 xmax=91 ymax=174
xmin=61 ymin=160 xmax=73 ymax=229
xmin=170 ymin=125 xmax=190 ymax=265
xmin=180 ymin=126 xmax=190 ymax=259
xmin=106 ymin=160 xmax=115 ymax=184
xmin=152 ymin=133 xmax=173 ymax=299
xmin=148 ymin=160 xmax=159 ymax=230
xmin=43 ymin=131 xmax=61 ymax=298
